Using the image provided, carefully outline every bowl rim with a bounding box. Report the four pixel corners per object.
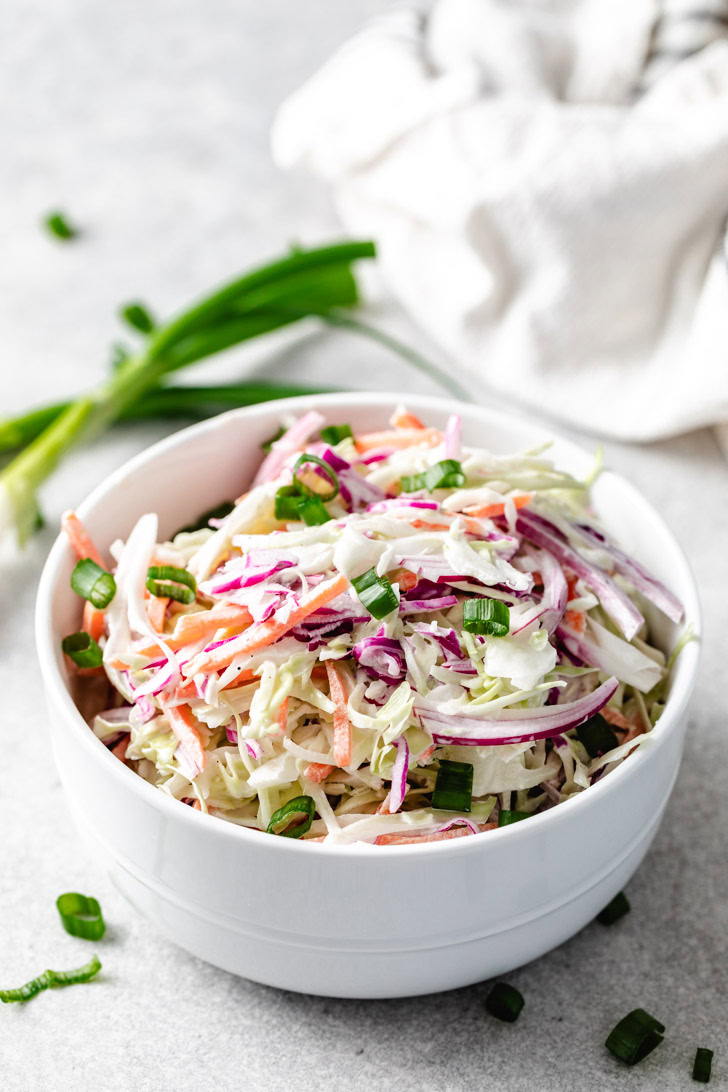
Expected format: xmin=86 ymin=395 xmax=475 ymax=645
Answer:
xmin=35 ymin=391 xmax=702 ymax=859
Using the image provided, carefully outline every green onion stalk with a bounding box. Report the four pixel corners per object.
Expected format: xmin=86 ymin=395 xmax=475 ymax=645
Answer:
xmin=0 ymin=239 xmax=471 ymax=545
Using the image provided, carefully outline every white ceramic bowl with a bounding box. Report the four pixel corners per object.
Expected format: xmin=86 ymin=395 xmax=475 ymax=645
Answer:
xmin=36 ymin=394 xmax=700 ymax=999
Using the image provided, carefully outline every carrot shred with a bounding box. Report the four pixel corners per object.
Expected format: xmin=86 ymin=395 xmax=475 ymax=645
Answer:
xmin=161 ymin=702 xmax=207 ymax=773
xmin=409 ymin=519 xmax=451 ymax=532
xmin=82 ymin=600 xmax=105 ymax=642
xmin=391 ymin=410 xmax=425 ymax=429
xmin=185 ymin=572 xmax=349 ymax=676
xmin=304 ymin=762 xmax=334 ymax=783
xmin=418 ymin=744 xmax=436 ymax=761
xmin=602 ymin=706 xmax=633 ymax=731
xmin=354 ymin=428 xmax=442 ymax=454
xmin=146 ymin=595 xmax=168 ymax=633
xmin=325 ymin=660 xmax=352 ymax=767
xmin=61 ymin=510 xmax=104 ymax=566
xmin=375 ymin=822 xmax=496 ymax=846
xmin=563 ymin=608 xmax=586 ymax=633
xmin=277 ymin=697 xmax=289 ymax=733
xmin=192 ymin=799 xmax=202 ymax=811
xmin=462 ymin=494 xmax=533 ymax=519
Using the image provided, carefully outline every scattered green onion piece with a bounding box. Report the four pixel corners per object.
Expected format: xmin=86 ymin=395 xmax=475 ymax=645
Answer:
xmin=693 ymin=1047 xmax=713 ymax=1083
xmin=605 ymin=1008 xmax=665 ymax=1066
xmin=70 ymin=558 xmax=116 ymax=609
xmin=597 ymin=891 xmax=631 ymax=926
xmin=298 ymin=496 xmax=332 ymax=526
xmin=577 ymin=713 xmax=618 ymax=758
xmin=432 ymin=759 xmax=473 ymax=812
xmin=321 ymin=423 xmax=353 ymax=445
xmin=176 ymin=500 xmax=234 ymax=535
xmin=401 ymin=459 xmax=465 ymax=494
xmin=463 ymin=598 xmax=510 ymax=637
xmin=351 ymin=567 xmax=399 ymax=620
xmin=275 ymin=484 xmax=306 ymax=521
xmin=485 ymin=982 xmax=524 ymax=1023
xmin=120 ymin=301 xmax=156 ymax=334
xmin=261 ymin=425 xmax=286 ymax=452
xmin=61 ymin=631 xmax=103 ymax=669
xmin=400 ymin=472 xmax=426 ymax=492
xmin=498 ymin=809 xmax=530 ymax=827
xmin=267 ymin=795 xmax=316 ymax=838
xmin=293 ymin=453 xmax=339 ymax=501
xmin=423 ymin=459 xmax=465 ymax=491
xmin=145 ymin=565 xmax=196 ymax=605
xmin=44 ymin=211 xmax=78 ymax=241
xmin=0 ymin=954 xmax=102 ymax=1003
xmin=56 ymin=892 xmax=106 ymax=941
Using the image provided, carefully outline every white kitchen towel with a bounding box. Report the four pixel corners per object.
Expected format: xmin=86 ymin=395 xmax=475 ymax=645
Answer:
xmin=272 ymin=0 xmax=728 ymax=441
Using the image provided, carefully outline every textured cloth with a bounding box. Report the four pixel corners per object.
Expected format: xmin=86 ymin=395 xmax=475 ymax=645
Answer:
xmin=272 ymin=0 xmax=728 ymax=440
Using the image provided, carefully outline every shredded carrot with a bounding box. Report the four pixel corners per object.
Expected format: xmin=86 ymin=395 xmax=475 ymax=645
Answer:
xmin=325 ymin=660 xmax=352 ymax=767
xmin=146 ymin=595 xmax=168 ymax=633
xmin=82 ymin=600 xmax=105 ymax=642
xmin=61 ymin=510 xmax=104 ymax=567
xmin=391 ymin=410 xmax=425 ymax=429
xmin=304 ymin=762 xmax=334 ymax=782
xmin=108 ymin=605 xmax=254 ymax=666
xmin=172 ymin=668 xmax=257 ymax=701
xmin=161 ymin=702 xmax=207 ymax=773
xmin=192 ymin=799 xmax=202 ymax=811
xmin=409 ymin=519 xmax=451 ymax=532
xmin=418 ymin=744 xmax=436 ymax=762
xmin=111 ymin=736 xmax=129 ymax=762
xmin=563 ymin=608 xmax=586 ymax=633
xmin=375 ymin=822 xmax=496 ymax=846
xmin=393 ymin=569 xmax=418 ymax=592
xmin=462 ymin=494 xmax=532 ymax=520
xmin=277 ymin=697 xmax=289 ymax=733
xmin=354 ymin=428 xmax=442 ymax=454
xmin=185 ymin=572 xmax=349 ymax=675
xmin=602 ymin=706 xmax=632 ymax=731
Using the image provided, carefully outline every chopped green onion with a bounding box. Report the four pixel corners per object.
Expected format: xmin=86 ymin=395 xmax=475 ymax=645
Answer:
xmin=298 ymin=496 xmax=332 ymax=525
xmin=498 ymin=809 xmax=530 ymax=827
xmin=61 ymin=631 xmax=103 ymax=669
xmin=0 ymin=954 xmax=102 ymax=1003
xmin=351 ymin=567 xmax=399 ymax=619
xmin=120 ymin=301 xmax=156 ymax=334
xmin=176 ymin=500 xmax=234 ymax=535
xmin=267 ymin=795 xmax=316 ymax=838
xmin=70 ymin=558 xmax=116 ymax=609
xmin=605 ymin=1008 xmax=665 ymax=1066
xmin=44 ymin=211 xmax=78 ymax=241
xmin=293 ymin=452 xmax=339 ymax=501
xmin=432 ymin=759 xmax=473 ymax=812
xmin=485 ymin=982 xmax=524 ymax=1023
xmin=401 ymin=459 xmax=466 ymax=493
xmin=274 ymin=486 xmax=331 ymax=525
xmin=597 ymin=891 xmax=631 ymax=925
xmin=463 ymin=598 xmax=510 ymax=637
xmin=321 ymin=423 xmax=353 ymax=445
xmin=56 ymin=892 xmax=106 ymax=940
xmin=693 ymin=1047 xmax=713 ymax=1083
xmin=577 ymin=713 xmax=618 ymax=758
xmin=261 ymin=425 xmax=286 ymax=452
xmin=145 ymin=565 xmax=196 ymax=604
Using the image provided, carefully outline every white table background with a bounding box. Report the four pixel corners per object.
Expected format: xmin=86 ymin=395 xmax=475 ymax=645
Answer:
xmin=1 ymin=2 xmax=726 ymax=1089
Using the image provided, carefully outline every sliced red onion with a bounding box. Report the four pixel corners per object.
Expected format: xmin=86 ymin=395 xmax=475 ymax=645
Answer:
xmin=516 ymin=511 xmax=643 ymax=640
xmin=400 ymin=595 xmax=459 ymax=614
xmin=201 ymin=556 xmax=294 ymax=596
xmin=358 ymin=449 xmax=395 ymax=464
xmin=338 ymin=467 xmax=388 ymax=510
xmin=571 ymin=522 xmax=684 ymax=623
xmin=366 ymin=498 xmax=439 ymax=513
xmin=96 ymin=706 xmax=134 ymax=724
xmin=444 ymin=414 xmax=462 ymax=461
xmin=253 ymin=410 xmax=325 ymax=485
xmin=132 ymin=659 xmax=179 ymax=699
xmin=388 ymin=735 xmax=410 ymax=813
xmin=174 ymin=741 xmax=204 ymax=778
xmin=510 ymin=550 xmax=567 ymax=636
xmin=134 ymin=696 xmax=156 ymax=723
xmin=353 ymin=635 xmax=406 ymax=681
xmin=410 ymin=622 xmax=462 ymax=659
xmin=415 ymin=676 xmax=618 ymax=746
xmin=555 ymin=622 xmax=662 ymax=693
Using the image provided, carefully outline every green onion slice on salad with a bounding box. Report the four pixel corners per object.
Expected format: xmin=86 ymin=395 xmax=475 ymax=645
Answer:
xmin=70 ymin=558 xmax=116 ymax=609
xmin=351 ymin=568 xmax=399 ymax=620
xmin=146 ymin=565 xmax=197 ymax=604
xmin=432 ymin=760 xmax=473 ymax=812
xmin=463 ymin=598 xmax=510 ymax=636
xmin=61 ymin=631 xmax=103 ymax=669
xmin=320 ymin=423 xmax=353 ymax=445
xmin=267 ymin=796 xmax=316 ymax=838
xmin=292 ymin=453 xmax=339 ymax=501
xmin=498 ymin=810 xmax=530 ymax=827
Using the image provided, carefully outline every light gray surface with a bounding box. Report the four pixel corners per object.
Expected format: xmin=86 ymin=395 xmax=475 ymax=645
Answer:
xmin=1 ymin=2 xmax=726 ymax=1090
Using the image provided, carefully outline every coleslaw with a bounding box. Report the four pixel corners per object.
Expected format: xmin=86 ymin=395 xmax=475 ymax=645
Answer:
xmin=64 ymin=407 xmax=686 ymax=846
